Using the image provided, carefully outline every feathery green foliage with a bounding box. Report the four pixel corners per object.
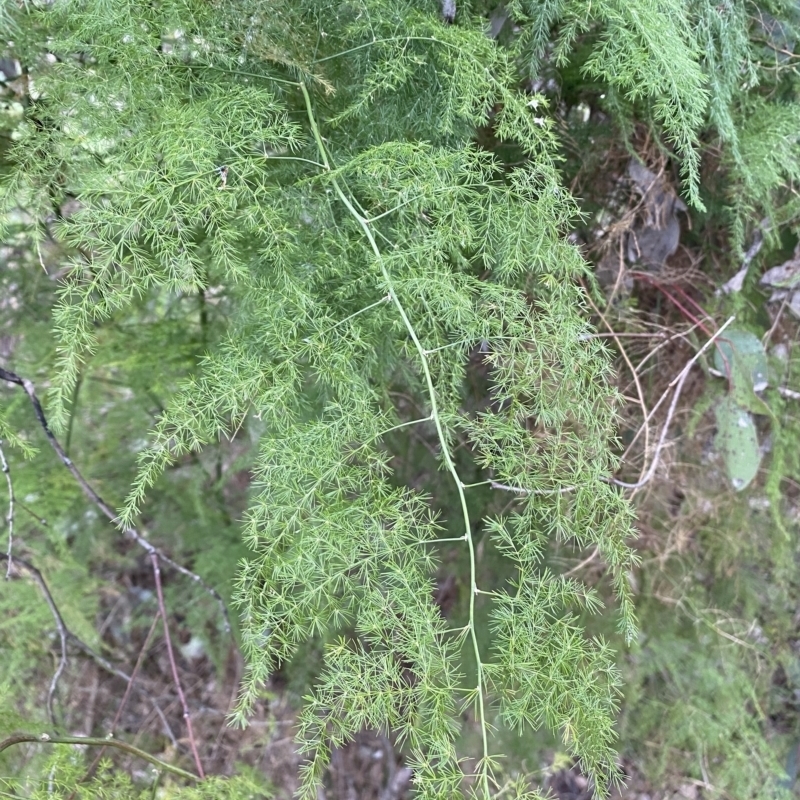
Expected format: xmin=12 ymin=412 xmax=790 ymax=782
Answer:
xmin=0 ymin=747 xmax=271 ymax=800
xmin=3 ymin=0 xmax=800 ymax=796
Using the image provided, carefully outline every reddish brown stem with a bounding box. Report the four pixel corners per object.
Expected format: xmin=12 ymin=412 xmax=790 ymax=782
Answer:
xmin=667 ymin=283 xmax=716 ymax=326
xmin=77 ymin=612 xmax=162 ymax=790
xmin=630 ymin=272 xmax=714 ymax=336
xmin=150 ymin=553 xmax=205 ymax=779
xmin=629 ymin=272 xmax=734 ymax=381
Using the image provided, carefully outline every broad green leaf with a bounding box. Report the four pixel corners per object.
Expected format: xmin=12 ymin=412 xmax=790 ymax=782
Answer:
xmin=714 ymin=395 xmax=761 ymax=491
xmin=713 ymin=329 xmax=772 ymax=417
xmin=714 ymin=329 xmax=768 ymax=392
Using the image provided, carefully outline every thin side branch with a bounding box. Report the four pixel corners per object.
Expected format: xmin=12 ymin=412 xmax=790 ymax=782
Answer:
xmin=79 ymin=612 xmax=162 ymax=788
xmin=0 ymin=367 xmax=231 ymax=633
xmin=0 ymin=733 xmax=200 ymax=782
xmin=617 ymin=322 xmax=707 ymax=464
xmin=490 ymin=481 xmax=575 ymax=496
xmin=583 ymin=281 xmax=651 ymax=487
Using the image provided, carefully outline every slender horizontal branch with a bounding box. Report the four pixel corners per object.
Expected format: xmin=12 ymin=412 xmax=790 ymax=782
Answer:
xmin=0 ymin=733 xmax=200 ymax=782
xmin=490 ymin=481 xmax=576 ymax=496
xmin=310 ymin=35 xmax=458 ymax=64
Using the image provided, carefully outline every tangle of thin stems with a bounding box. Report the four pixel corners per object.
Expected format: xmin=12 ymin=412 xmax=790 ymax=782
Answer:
xmin=630 ymin=320 xmax=706 ymax=380
xmin=0 ymin=367 xmax=231 ymax=633
xmin=612 ymin=316 xmax=735 ymax=490
xmin=0 ymin=553 xmax=175 ymax=743
xmin=615 ymin=322 xmax=708 ymax=465
xmin=0 ymin=368 xmax=209 ymax=769
xmin=582 ymin=280 xmax=651 ymax=488
xmin=631 ymin=272 xmax=714 ymax=333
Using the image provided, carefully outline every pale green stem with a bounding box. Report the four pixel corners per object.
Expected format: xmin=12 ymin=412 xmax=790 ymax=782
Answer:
xmin=366 ymin=194 xmax=426 ymax=222
xmin=423 ymin=339 xmax=471 ymax=355
xmin=311 ymin=36 xmax=458 ymax=64
xmin=326 ymin=294 xmax=390 ymax=331
xmin=416 ymin=535 xmax=468 ymax=545
xmin=375 ymin=415 xmax=433 ymax=438
xmin=0 ymin=733 xmax=200 ymax=782
xmin=365 ymin=183 xmax=485 ymax=224
xmin=261 ymin=154 xmax=328 ymax=169
xmin=300 ymin=82 xmax=491 ymax=798
xmin=441 ymin=624 xmax=470 ymax=636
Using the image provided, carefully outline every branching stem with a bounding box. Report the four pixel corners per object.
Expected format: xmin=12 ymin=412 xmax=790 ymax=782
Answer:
xmin=1 ymin=553 xmax=177 ymax=746
xmin=300 ymin=82 xmax=491 ymax=797
xmin=0 ymin=367 xmax=231 ymax=633
xmin=325 ymin=294 xmax=391 ymax=332
xmin=2 ymin=551 xmax=67 ymax=726
xmin=78 ymin=612 xmax=162 ymax=789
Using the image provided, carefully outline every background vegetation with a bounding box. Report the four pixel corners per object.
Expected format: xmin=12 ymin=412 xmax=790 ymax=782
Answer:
xmin=1 ymin=1 xmax=800 ymax=798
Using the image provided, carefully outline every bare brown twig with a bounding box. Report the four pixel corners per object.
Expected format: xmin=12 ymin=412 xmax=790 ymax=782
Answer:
xmin=630 ymin=271 xmax=716 ymax=338
xmin=0 ymin=552 xmax=67 ymax=726
xmin=0 ymin=553 xmax=178 ymax=739
xmin=615 ymin=322 xmax=707 ymax=465
xmin=611 ymin=316 xmax=736 ymax=490
xmin=0 ymin=379 xmax=209 ymax=775
xmin=629 ymin=320 xmax=705 ymax=382
xmin=77 ymin=612 xmax=162 ymax=790
xmin=561 ymin=546 xmax=601 ymax=577
xmin=0 ymin=440 xmax=14 ymax=578
xmin=582 ymin=280 xmax=651 ymax=487
xmin=763 ymin=291 xmax=790 ymax=346
xmin=0 ymin=366 xmax=231 ymax=633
